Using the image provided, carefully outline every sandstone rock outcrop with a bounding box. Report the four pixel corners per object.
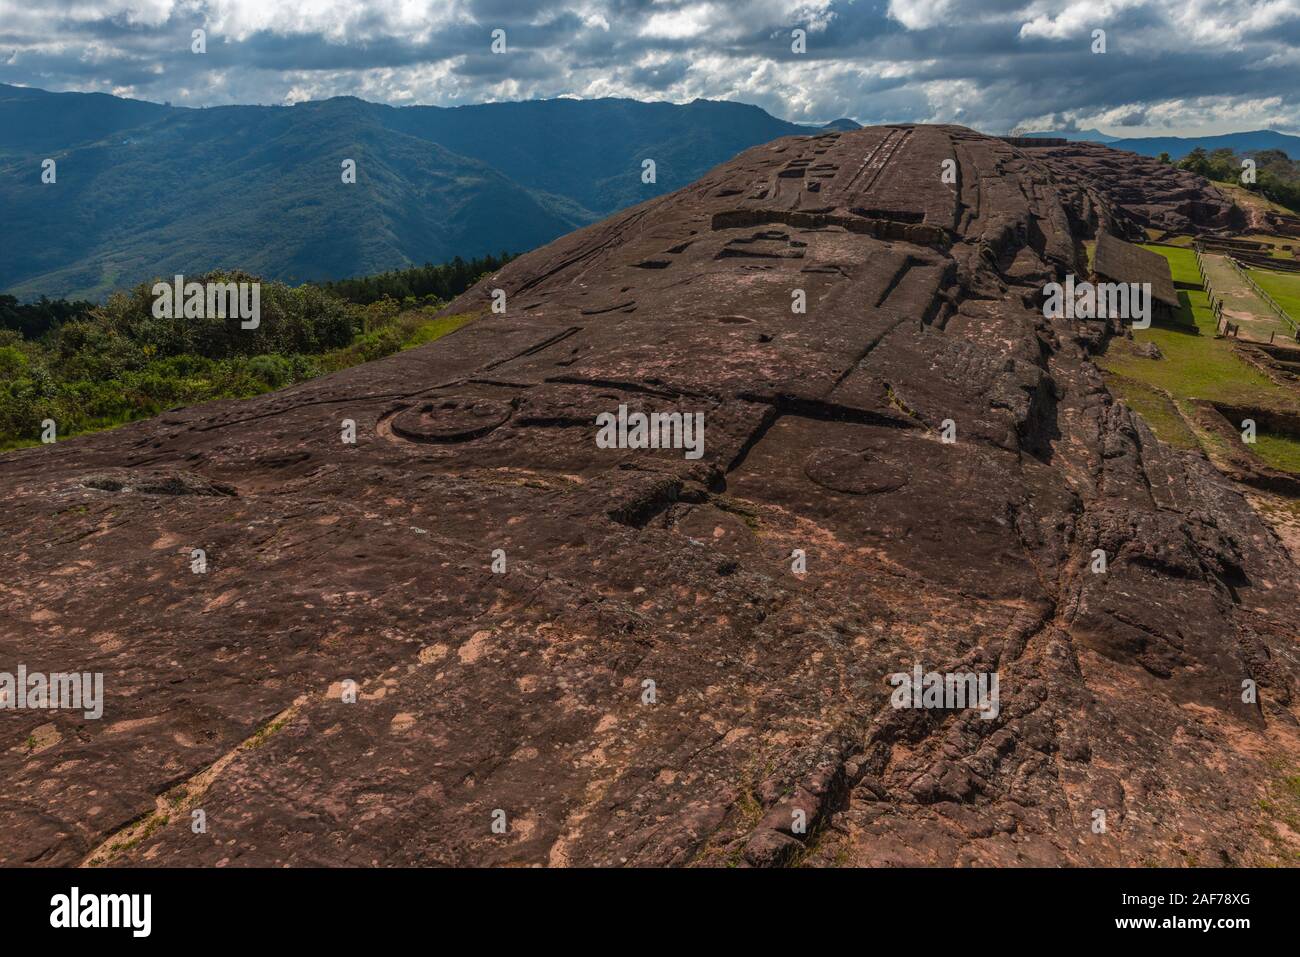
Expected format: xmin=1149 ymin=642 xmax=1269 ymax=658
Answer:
xmin=1 ymin=125 xmax=1295 ymax=867
xmin=1023 ymin=139 xmax=1246 ymax=238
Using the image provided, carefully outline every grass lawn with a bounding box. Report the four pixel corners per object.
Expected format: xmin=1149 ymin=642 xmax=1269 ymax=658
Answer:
xmin=0 ymin=434 xmax=50 ymax=451
xmin=1248 ymin=269 xmax=1300 ymax=326
xmin=1100 ymin=289 xmax=1282 ymax=408
xmin=317 ymin=307 xmax=479 ymax=373
xmin=1101 ymin=313 xmax=1300 ymax=473
xmin=1099 ymin=246 xmax=1300 ymax=475
xmin=1141 ymin=244 xmax=1202 ymax=287
xmin=1103 ymin=373 xmax=1199 ymax=450
xmin=402 ymin=312 xmax=478 ymax=349
xmin=1255 ymin=430 xmax=1300 ymax=473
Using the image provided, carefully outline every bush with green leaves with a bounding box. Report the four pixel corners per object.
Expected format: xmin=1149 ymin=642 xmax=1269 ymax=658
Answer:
xmin=1173 ymin=147 xmax=1300 ymax=214
xmin=0 ymin=272 xmax=362 ymax=447
xmin=96 ymin=271 xmax=359 ymax=361
xmin=0 ymin=264 xmax=493 ymax=448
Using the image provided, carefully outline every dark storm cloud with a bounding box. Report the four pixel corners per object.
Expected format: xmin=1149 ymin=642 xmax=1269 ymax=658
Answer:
xmin=453 ymin=49 xmax=563 ymax=80
xmin=627 ymin=56 xmax=690 ymax=89
xmin=0 ymin=0 xmax=1296 ymax=134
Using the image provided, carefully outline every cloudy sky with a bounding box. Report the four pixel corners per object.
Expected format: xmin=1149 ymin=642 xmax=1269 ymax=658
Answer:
xmin=1 ymin=0 xmax=1297 ymax=136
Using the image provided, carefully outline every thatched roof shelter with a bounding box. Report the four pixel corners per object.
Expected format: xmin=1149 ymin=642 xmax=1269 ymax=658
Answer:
xmin=1093 ymin=232 xmax=1181 ymax=309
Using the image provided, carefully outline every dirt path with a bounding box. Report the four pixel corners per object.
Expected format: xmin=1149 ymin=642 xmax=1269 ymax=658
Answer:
xmin=1202 ymin=253 xmax=1294 ymax=342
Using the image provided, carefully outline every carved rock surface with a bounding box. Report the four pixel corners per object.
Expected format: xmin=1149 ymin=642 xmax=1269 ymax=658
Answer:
xmin=0 ymin=125 xmax=1296 ymax=868
xmin=1023 ymin=140 xmax=1247 ymax=238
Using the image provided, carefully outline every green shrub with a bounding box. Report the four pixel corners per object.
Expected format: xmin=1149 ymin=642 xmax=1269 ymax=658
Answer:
xmin=246 ymin=354 xmax=295 ymax=389
xmin=0 ymin=262 xmax=480 ymax=448
xmin=0 ymin=345 xmax=29 ymax=378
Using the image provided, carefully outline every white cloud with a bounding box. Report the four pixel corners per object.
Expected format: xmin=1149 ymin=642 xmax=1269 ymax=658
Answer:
xmin=1 ymin=0 xmax=1299 ymax=134
xmin=886 ymin=0 xmax=961 ymax=31
xmin=640 ymin=7 xmax=714 ymax=40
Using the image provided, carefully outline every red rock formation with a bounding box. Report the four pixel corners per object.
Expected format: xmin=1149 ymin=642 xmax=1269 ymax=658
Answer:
xmin=1 ymin=126 xmax=1295 ymax=867
xmin=1023 ymin=139 xmax=1246 ymax=237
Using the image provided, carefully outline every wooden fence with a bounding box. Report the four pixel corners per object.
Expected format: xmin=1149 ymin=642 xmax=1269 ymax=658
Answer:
xmin=1195 ymin=241 xmax=1298 ymax=340
xmin=1194 ymin=243 xmax=1227 ymax=334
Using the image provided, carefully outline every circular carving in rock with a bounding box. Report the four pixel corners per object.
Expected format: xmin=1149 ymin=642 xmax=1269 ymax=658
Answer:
xmin=803 ymin=447 xmax=908 ymax=495
xmin=389 ymin=397 xmax=513 ymax=444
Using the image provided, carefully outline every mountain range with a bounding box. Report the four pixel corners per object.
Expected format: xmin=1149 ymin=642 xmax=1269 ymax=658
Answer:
xmin=1021 ymin=128 xmax=1120 ymax=143
xmin=0 ymin=83 xmax=854 ymax=301
xmin=1022 ymin=127 xmax=1300 ymax=158
xmin=7 ymin=78 xmax=1297 ymax=303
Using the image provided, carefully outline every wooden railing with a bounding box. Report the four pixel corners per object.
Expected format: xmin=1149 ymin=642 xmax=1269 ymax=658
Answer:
xmin=1194 ymin=242 xmax=1226 ymax=334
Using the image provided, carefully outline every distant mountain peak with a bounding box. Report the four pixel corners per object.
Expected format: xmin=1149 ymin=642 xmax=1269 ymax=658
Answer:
xmin=1018 ymin=128 xmax=1120 ymax=143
